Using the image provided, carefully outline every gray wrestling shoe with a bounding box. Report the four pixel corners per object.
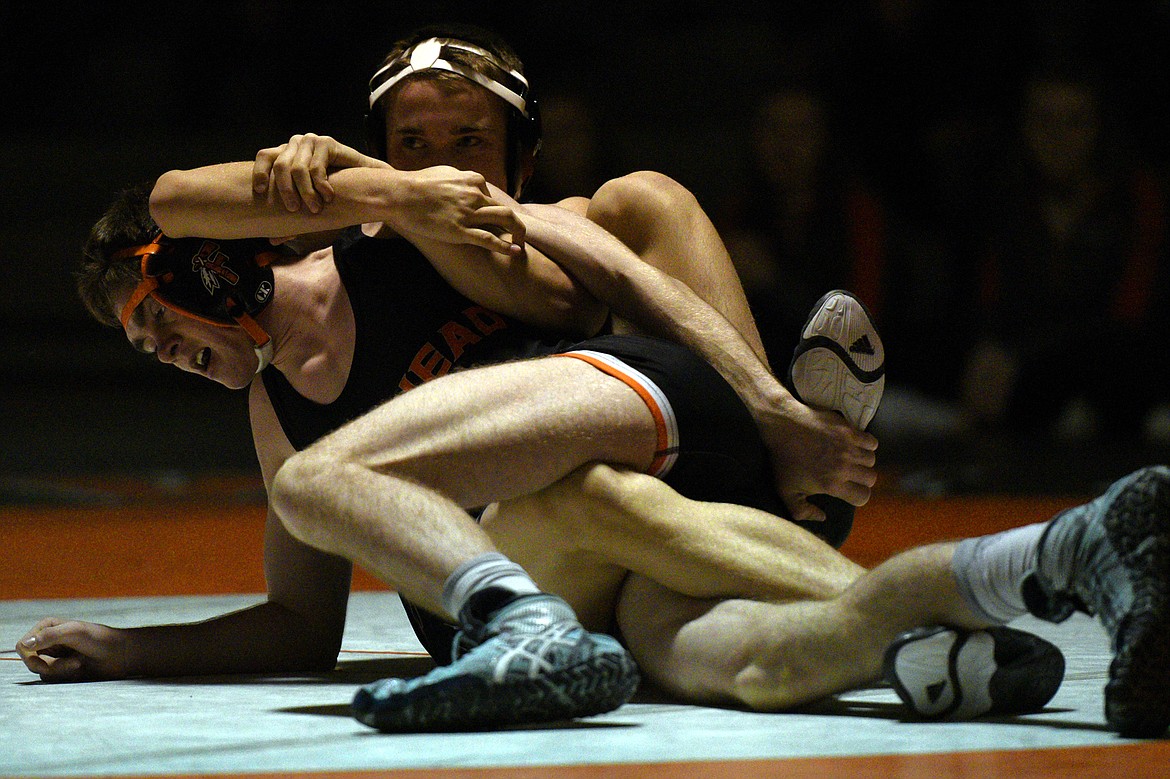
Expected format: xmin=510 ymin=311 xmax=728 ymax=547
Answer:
xmin=788 ymin=289 xmax=886 ymax=431
xmin=883 ymin=625 xmax=1065 ymax=720
xmin=351 ymin=592 xmax=639 ymax=732
xmin=1023 ymin=465 xmax=1170 ymax=737
xmin=787 ymin=290 xmax=886 ymax=548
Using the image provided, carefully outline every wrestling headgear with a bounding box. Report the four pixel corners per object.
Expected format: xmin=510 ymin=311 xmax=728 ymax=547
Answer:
xmin=116 ymin=233 xmax=278 ymax=372
xmin=366 ymin=36 xmax=542 ymax=197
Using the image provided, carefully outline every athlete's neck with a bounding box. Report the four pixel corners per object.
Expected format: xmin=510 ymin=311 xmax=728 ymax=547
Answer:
xmin=261 ymin=249 xmax=355 ymax=404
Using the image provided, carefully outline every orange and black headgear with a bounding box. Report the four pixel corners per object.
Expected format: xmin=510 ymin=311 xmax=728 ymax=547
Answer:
xmin=116 ymin=233 xmax=279 ymax=371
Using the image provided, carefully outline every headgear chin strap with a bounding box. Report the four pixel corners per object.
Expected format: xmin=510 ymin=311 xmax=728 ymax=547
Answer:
xmin=116 ymin=233 xmax=279 ymax=373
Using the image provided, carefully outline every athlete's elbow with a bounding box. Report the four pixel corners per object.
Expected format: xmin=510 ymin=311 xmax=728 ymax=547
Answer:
xmin=272 ymin=633 xmax=342 ymax=674
xmin=564 ymin=291 xmax=610 ymax=337
xmin=537 ymin=286 xmax=608 ymax=337
xmin=297 ymin=639 xmax=343 ymax=672
xmin=266 ymin=597 xmax=347 ymax=672
xmin=149 ymin=170 xmax=197 ymax=237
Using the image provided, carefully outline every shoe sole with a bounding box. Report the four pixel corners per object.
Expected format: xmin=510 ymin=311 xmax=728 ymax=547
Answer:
xmin=1099 ymin=466 xmax=1170 ymax=738
xmin=883 ymin=625 xmax=1064 ymax=720
xmin=788 ymin=290 xmax=885 ymax=430
xmin=354 ymin=644 xmax=639 ymax=732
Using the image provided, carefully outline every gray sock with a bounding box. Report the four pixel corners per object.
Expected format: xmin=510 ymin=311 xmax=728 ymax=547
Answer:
xmin=441 ymin=552 xmax=540 ymax=619
xmin=951 ymin=523 xmax=1046 ymax=623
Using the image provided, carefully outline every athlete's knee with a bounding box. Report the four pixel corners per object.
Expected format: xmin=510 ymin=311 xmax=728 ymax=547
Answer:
xmin=638 ymin=600 xmax=800 ymax=710
xmin=587 ymin=171 xmax=694 ymax=245
xmin=733 ymin=662 xmax=798 ymax=711
xmin=590 ymin=171 xmax=689 ymax=216
xmin=270 ymin=446 xmax=348 ymax=545
xmin=495 ymin=464 xmax=629 ymax=542
xmin=656 ymin=598 xmax=788 ymax=710
xmin=572 ymin=461 xmax=651 ymax=503
xmin=563 ymin=463 xmax=673 ymax=536
xmin=728 ymin=630 xmax=820 ymax=711
xmin=270 ymin=450 xmax=316 ymax=536
xmin=639 ymin=595 xmax=828 ymax=712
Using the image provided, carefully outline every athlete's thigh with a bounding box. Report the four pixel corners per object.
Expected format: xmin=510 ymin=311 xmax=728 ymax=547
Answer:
xmin=481 ymin=499 xmax=627 ymax=633
xmin=313 ymin=356 xmax=658 ymax=508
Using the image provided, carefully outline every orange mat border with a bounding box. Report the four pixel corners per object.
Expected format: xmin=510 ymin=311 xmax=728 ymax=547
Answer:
xmin=7 ymin=487 xmax=1166 ymax=779
xmin=0 ymin=491 xmax=1082 ymax=600
xmin=0 ymin=741 xmax=1162 ymax=779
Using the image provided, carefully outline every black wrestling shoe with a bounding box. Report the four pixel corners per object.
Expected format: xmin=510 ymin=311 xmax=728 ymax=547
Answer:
xmin=788 ymin=290 xmax=886 ymax=548
xmin=788 ymin=289 xmax=885 ymax=431
xmin=351 ymin=593 xmax=639 ymax=732
xmin=1023 ymin=465 xmax=1170 ymax=737
xmin=883 ymin=625 xmax=1065 ymax=720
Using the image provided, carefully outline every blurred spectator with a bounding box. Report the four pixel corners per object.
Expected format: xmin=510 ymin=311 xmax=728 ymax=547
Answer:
xmin=827 ymin=0 xmax=1033 ymax=225
xmin=718 ymin=86 xmax=885 ymax=366
xmin=961 ymin=63 xmax=1170 ymax=443
xmin=716 ymin=84 xmax=967 ymax=436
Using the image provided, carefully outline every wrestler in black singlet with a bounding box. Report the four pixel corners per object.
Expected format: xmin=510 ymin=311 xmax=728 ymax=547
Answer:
xmin=263 ymin=228 xmax=571 ymax=658
xmin=262 ymin=228 xmax=573 ymax=448
xmin=262 ymin=228 xmax=844 ymax=662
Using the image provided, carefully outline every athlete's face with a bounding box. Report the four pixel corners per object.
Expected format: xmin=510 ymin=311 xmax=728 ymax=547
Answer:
xmin=1024 ymin=80 xmax=1099 ymax=183
xmin=383 ymin=79 xmax=511 ymax=192
xmin=116 ymin=290 xmax=260 ymax=389
xmin=752 ymin=90 xmax=827 ymax=187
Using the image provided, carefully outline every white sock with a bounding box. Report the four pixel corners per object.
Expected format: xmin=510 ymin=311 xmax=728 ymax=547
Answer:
xmin=441 ymin=552 xmax=540 ymax=619
xmin=951 ymin=523 xmax=1046 ymax=623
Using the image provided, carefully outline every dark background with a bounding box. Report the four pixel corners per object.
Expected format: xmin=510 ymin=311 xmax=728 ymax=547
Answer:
xmin=3 ymin=2 xmax=1169 ymax=498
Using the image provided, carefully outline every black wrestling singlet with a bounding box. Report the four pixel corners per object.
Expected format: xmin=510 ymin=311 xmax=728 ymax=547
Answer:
xmin=262 ymin=228 xmax=571 ymax=661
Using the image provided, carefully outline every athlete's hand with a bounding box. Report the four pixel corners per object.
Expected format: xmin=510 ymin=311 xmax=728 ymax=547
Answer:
xmin=388 ymin=166 xmax=526 ymax=258
xmin=17 ymin=617 xmax=133 ymax=682
xmin=253 ymin=133 xmax=382 ymax=214
xmin=762 ymin=399 xmax=879 ymax=522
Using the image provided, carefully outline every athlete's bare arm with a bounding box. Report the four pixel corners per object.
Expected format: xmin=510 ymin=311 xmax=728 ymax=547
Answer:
xmin=16 ymin=383 xmax=353 ymax=682
xmin=495 ymin=191 xmax=877 ymax=520
xmin=150 ymin=151 xmax=606 ymax=336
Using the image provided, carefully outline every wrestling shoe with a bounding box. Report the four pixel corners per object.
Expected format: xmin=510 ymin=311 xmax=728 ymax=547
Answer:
xmin=787 ymin=289 xmax=886 ymax=431
xmin=883 ymin=625 xmax=1065 ymax=720
xmin=787 ymin=290 xmax=886 ymax=548
xmin=1022 ymin=465 xmax=1170 ymax=737
xmin=351 ymin=592 xmax=639 ymax=732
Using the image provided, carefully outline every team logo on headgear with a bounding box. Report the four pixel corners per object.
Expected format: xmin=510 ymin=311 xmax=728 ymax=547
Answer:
xmin=192 ymin=241 xmax=242 ymax=293
xmin=118 ymin=234 xmax=278 ymax=331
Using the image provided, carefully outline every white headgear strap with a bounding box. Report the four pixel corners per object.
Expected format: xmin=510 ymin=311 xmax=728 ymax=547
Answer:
xmin=368 ymin=38 xmax=530 ymax=118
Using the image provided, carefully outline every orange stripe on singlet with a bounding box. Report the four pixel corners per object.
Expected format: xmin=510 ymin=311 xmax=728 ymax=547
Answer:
xmin=556 ymin=350 xmax=679 ymax=478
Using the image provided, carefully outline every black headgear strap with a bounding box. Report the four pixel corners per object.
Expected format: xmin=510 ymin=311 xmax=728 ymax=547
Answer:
xmin=116 ymin=233 xmax=278 ymax=372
